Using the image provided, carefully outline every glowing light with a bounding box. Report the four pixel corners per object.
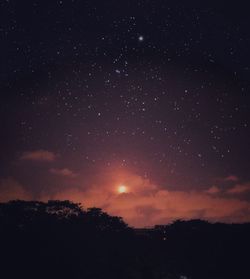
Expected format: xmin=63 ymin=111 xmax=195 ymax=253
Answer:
xmin=138 ymin=35 xmax=144 ymax=42
xmin=118 ymin=185 xmax=127 ymax=194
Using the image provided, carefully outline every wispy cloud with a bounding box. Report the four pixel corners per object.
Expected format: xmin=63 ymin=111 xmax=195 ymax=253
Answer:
xmin=224 ymin=175 xmax=239 ymax=182
xmin=227 ymin=183 xmax=250 ymax=194
xmin=49 ymin=168 xmax=77 ymax=178
xmin=206 ymin=186 xmax=221 ymax=194
xmin=20 ymin=150 xmax=57 ymax=162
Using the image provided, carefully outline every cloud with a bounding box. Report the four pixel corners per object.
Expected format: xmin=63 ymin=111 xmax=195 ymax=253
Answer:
xmin=0 ymin=178 xmax=32 ymax=202
xmin=43 ymin=170 xmax=250 ymax=227
xmin=49 ymin=168 xmax=77 ymax=178
xmin=227 ymin=183 xmax=250 ymax=194
xmin=2 ymin=170 xmax=250 ymax=227
xmin=49 ymin=184 xmax=250 ymax=227
xmin=20 ymin=150 xmax=57 ymax=162
xmin=223 ymin=175 xmax=239 ymax=182
xmin=206 ymin=186 xmax=221 ymax=194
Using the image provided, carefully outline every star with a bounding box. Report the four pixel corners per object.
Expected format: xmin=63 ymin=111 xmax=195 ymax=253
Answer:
xmin=138 ymin=35 xmax=144 ymax=42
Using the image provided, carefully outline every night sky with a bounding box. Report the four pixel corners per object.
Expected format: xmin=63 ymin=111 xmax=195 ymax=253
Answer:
xmin=1 ymin=1 xmax=250 ymax=227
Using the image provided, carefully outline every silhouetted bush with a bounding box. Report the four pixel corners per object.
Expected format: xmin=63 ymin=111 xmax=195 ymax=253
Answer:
xmin=0 ymin=200 xmax=249 ymax=279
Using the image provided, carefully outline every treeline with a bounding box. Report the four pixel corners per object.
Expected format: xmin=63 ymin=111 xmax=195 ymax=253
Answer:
xmin=0 ymin=200 xmax=249 ymax=279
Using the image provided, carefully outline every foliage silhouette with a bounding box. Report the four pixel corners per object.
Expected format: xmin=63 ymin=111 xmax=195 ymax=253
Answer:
xmin=0 ymin=200 xmax=249 ymax=279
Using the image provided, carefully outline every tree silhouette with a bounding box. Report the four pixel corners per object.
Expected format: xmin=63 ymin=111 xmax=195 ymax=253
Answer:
xmin=0 ymin=200 xmax=250 ymax=279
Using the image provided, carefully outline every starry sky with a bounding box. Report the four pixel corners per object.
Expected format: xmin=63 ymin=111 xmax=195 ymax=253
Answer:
xmin=1 ymin=1 xmax=250 ymax=227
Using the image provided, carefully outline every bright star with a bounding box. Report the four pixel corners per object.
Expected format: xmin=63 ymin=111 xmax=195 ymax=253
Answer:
xmin=138 ymin=35 xmax=144 ymax=42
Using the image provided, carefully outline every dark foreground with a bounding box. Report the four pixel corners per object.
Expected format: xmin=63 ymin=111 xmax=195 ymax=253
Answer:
xmin=0 ymin=200 xmax=249 ymax=279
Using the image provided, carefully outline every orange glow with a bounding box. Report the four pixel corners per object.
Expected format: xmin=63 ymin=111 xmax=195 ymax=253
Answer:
xmin=3 ymin=168 xmax=250 ymax=227
xmin=118 ymin=185 xmax=127 ymax=194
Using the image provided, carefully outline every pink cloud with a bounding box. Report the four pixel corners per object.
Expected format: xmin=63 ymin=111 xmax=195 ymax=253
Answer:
xmin=206 ymin=186 xmax=220 ymax=194
xmin=224 ymin=175 xmax=239 ymax=182
xmin=49 ymin=168 xmax=77 ymax=178
xmin=47 ymin=184 xmax=250 ymax=227
xmin=20 ymin=150 xmax=57 ymax=162
xmin=43 ymin=170 xmax=250 ymax=227
xmin=227 ymin=183 xmax=250 ymax=194
xmin=2 ymin=170 xmax=250 ymax=227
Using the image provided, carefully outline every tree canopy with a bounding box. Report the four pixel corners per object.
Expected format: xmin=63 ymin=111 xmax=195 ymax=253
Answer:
xmin=0 ymin=200 xmax=249 ymax=279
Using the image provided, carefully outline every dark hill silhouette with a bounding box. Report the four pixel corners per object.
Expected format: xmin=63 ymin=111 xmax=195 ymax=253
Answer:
xmin=0 ymin=200 xmax=249 ymax=279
